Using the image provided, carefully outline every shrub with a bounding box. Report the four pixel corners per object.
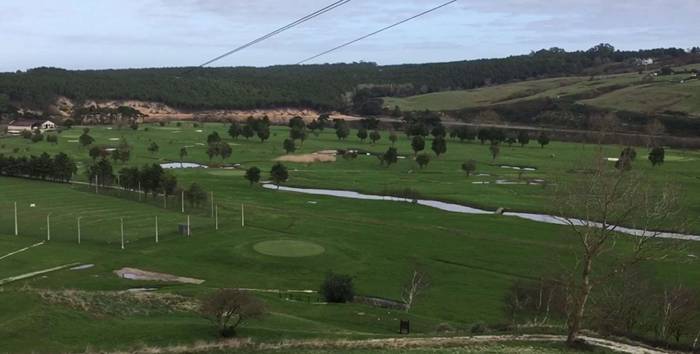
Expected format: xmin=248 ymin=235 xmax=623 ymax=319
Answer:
xmin=320 ymin=272 xmax=355 ymax=303
xmin=435 ymin=322 xmax=455 ymax=334
xmin=470 ymin=321 xmax=487 ymax=334
xmin=199 ymin=289 xmax=265 ymax=338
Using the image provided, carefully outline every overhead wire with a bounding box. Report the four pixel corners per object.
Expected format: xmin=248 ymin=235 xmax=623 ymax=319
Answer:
xmin=297 ymin=0 xmax=458 ymax=64
xmin=195 ymin=0 xmax=351 ymax=68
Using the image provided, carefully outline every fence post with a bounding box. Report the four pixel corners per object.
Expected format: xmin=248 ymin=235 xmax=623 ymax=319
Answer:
xmin=120 ymin=217 xmax=125 ymax=250
xmin=14 ymin=202 xmax=18 ymax=236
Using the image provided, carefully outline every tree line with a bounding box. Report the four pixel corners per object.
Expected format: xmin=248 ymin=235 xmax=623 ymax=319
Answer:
xmin=0 ymin=45 xmax=694 ymax=115
xmin=0 ymin=152 xmax=77 ymax=182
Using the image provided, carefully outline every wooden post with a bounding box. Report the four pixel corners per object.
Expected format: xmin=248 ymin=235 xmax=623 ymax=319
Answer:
xmin=138 ymin=181 xmax=142 ymax=201
xmin=155 ymin=216 xmax=159 ymax=243
xmin=241 ymin=204 xmax=245 ymax=228
xmin=187 ymin=215 xmax=191 ymax=237
xmin=46 ymin=214 xmax=51 ymax=241
xmin=181 ymin=190 xmax=185 ymax=213
xmin=95 ymin=175 xmax=98 ymax=194
xmin=215 ymin=205 xmax=219 ymax=230
xmin=13 ymin=202 xmax=18 ymax=236
xmin=120 ymin=217 xmax=125 ymax=250
xmin=77 ymin=217 xmax=81 ymax=244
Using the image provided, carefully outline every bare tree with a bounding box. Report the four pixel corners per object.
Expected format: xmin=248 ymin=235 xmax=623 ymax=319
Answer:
xmin=401 ymin=267 xmax=431 ymax=311
xmin=200 ymin=289 xmax=265 ymax=337
xmin=655 ymin=285 xmax=699 ymax=343
xmin=557 ymin=154 xmax=683 ymax=345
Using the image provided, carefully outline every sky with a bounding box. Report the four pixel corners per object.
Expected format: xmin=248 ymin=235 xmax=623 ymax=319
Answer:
xmin=1 ymin=0 xmax=698 ymax=72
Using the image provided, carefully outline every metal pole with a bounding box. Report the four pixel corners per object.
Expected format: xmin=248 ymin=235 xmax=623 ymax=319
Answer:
xmin=187 ymin=215 xmax=191 ymax=237
xmin=241 ymin=204 xmax=245 ymax=228
xmin=95 ymin=175 xmax=98 ymax=194
xmin=181 ymin=190 xmax=185 ymax=213
xmin=14 ymin=202 xmax=18 ymax=236
xmin=138 ymin=181 xmax=142 ymax=201
xmin=155 ymin=216 xmax=159 ymax=243
xmin=46 ymin=214 xmax=51 ymax=241
xmin=215 ymin=205 xmax=219 ymax=230
xmin=120 ymin=217 xmax=125 ymax=250
xmin=210 ymin=192 xmax=214 ymax=217
xmin=77 ymin=217 xmax=81 ymax=244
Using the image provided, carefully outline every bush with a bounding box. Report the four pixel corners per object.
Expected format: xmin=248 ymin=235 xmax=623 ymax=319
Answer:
xmin=320 ymin=272 xmax=355 ymax=303
xmin=470 ymin=321 xmax=487 ymax=334
xmin=199 ymin=289 xmax=265 ymax=338
xmin=435 ymin=322 xmax=455 ymax=334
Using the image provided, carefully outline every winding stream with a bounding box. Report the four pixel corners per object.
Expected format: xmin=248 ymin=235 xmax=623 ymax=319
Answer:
xmin=262 ymin=184 xmax=700 ymax=242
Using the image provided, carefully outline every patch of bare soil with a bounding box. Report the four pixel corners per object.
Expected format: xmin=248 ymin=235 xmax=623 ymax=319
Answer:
xmin=275 ymin=154 xmax=337 ymax=163
xmin=95 ymin=335 xmax=673 ymax=354
xmin=114 ymin=267 xmax=204 ymax=284
xmin=53 ymin=97 xmax=361 ymax=124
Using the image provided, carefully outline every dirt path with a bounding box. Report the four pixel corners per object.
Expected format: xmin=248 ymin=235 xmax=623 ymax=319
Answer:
xmin=97 ymin=334 xmax=674 ymax=354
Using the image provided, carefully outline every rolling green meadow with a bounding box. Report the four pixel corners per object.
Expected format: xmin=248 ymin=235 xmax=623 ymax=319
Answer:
xmin=1 ymin=122 xmax=699 ymax=353
xmin=384 ymin=64 xmax=700 ymax=116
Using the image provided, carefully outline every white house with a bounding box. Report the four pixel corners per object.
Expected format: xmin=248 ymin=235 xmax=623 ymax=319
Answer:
xmin=7 ymin=119 xmax=57 ymax=135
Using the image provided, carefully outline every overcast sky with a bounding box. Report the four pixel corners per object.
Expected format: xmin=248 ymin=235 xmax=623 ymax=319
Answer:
xmin=1 ymin=0 xmax=698 ymax=72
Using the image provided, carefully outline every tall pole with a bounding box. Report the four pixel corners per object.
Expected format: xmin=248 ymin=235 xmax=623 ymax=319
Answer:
xmin=241 ymin=204 xmax=245 ymax=228
xmin=138 ymin=181 xmax=142 ymax=201
xmin=181 ymin=190 xmax=185 ymax=213
xmin=155 ymin=216 xmax=159 ymax=243
xmin=210 ymin=192 xmax=214 ymax=218
xmin=215 ymin=205 xmax=219 ymax=230
xmin=77 ymin=217 xmax=82 ymax=244
xmin=120 ymin=217 xmax=125 ymax=250
xmin=46 ymin=213 xmax=51 ymax=241
xmin=95 ymin=175 xmax=98 ymax=194
xmin=14 ymin=202 xmax=18 ymax=236
xmin=187 ymin=215 xmax=191 ymax=237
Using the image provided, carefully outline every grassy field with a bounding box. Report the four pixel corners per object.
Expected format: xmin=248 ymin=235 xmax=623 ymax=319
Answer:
xmin=384 ymin=64 xmax=700 ymax=116
xmin=0 ymin=122 xmax=699 ymax=353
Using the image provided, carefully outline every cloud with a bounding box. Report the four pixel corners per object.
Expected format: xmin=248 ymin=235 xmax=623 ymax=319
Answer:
xmin=0 ymin=0 xmax=698 ymax=71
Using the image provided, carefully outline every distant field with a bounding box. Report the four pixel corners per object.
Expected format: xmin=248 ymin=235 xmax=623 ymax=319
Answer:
xmin=1 ymin=123 xmax=699 ymax=353
xmin=385 ymin=64 xmax=700 ymax=116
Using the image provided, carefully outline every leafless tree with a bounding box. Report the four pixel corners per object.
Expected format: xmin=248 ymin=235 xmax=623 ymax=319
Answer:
xmin=588 ymin=268 xmax=653 ymax=336
xmin=504 ymin=278 xmax=565 ymax=329
xmin=200 ymin=289 xmax=265 ymax=337
xmin=401 ymin=267 xmax=431 ymax=311
xmin=557 ymin=153 xmax=683 ymax=345
xmin=655 ymin=285 xmax=699 ymax=343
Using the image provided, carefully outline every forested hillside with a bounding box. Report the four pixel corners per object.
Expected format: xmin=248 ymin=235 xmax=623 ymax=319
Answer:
xmin=0 ymin=45 xmax=695 ymax=115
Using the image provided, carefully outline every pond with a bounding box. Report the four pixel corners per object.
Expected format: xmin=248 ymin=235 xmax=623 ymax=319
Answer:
xmin=262 ymin=184 xmax=700 ymax=242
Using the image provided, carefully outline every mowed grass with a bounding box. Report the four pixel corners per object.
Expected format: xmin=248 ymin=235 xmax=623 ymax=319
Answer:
xmin=384 ymin=64 xmax=700 ymax=116
xmin=1 ymin=122 xmax=700 ymax=352
xmin=1 ymin=122 xmax=699 ymax=231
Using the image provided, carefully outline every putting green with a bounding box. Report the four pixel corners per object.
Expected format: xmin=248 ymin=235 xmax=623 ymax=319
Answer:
xmin=253 ymin=240 xmax=325 ymax=257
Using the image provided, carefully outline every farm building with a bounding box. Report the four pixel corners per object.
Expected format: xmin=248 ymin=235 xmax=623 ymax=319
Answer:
xmin=7 ymin=119 xmax=57 ymax=135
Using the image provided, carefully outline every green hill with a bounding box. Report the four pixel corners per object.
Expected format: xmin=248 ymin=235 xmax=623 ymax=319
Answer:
xmin=385 ymin=64 xmax=700 ymax=116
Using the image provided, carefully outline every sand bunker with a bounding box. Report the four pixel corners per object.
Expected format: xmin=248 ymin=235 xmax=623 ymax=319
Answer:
xmin=275 ymin=154 xmax=336 ymax=163
xmin=114 ymin=267 xmax=204 ymax=284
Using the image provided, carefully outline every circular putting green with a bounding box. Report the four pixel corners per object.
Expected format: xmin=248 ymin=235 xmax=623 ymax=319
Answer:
xmin=253 ymin=240 xmax=325 ymax=257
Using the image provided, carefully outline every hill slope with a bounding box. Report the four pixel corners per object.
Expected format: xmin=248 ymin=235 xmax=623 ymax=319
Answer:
xmin=385 ymin=64 xmax=700 ymax=116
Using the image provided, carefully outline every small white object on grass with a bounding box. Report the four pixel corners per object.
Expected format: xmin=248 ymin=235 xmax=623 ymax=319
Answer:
xmin=30 ymin=203 xmax=36 ymax=208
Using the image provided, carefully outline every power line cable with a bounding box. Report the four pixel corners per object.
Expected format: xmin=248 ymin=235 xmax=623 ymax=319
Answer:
xmin=297 ymin=0 xmax=457 ymax=64
xmin=196 ymin=0 xmax=351 ymax=68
